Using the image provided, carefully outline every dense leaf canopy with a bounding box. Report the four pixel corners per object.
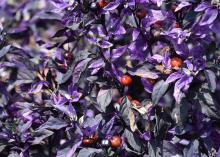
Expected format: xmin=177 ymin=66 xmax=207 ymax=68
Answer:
xmin=0 ymin=0 xmax=220 ymax=156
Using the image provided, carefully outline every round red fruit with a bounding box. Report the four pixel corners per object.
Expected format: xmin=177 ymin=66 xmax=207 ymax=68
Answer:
xmin=64 ymin=52 xmax=73 ymax=61
xmin=171 ymin=57 xmax=183 ymax=69
xmin=120 ymin=75 xmax=133 ymax=86
xmin=110 ymin=136 xmax=122 ymax=148
xmin=98 ymin=0 xmax=108 ymax=8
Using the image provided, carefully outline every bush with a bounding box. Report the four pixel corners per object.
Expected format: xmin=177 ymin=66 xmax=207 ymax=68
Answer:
xmin=0 ymin=0 xmax=220 ymax=156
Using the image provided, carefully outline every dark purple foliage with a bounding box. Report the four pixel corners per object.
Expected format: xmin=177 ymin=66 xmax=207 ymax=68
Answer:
xmin=0 ymin=0 xmax=220 ymax=156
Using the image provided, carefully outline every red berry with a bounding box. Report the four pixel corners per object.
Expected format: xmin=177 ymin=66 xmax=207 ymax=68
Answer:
xmin=118 ymin=95 xmax=132 ymax=104
xmin=98 ymin=0 xmax=108 ymax=8
xmin=110 ymin=136 xmax=122 ymax=148
xmin=120 ymin=75 xmax=133 ymax=86
xmin=82 ymin=138 xmax=94 ymax=146
xmin=171 ymin=57 xmax=183 ymax=69
xmin=64 ymin=52 xmax=73 ymax=61
xmin=131 ymin=100 xmax=141 ymax=108
xmin=136 ymin=10 xmax=147 ymax=19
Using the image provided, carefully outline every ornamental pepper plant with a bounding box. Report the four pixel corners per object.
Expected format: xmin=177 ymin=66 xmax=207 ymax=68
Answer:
xmin=0 ymin=0 xmax=220 ymax=157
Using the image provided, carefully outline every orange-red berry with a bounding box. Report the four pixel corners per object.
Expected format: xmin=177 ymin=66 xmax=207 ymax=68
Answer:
xmin=120 ymin=75 xmax=133 ymax=86
xmin=171 ymin=57 xmax=183 ymax=69
xmin=110 ymin=136 xmax=122 ymax=148
xmin=98 ymin=0 xmax=108 ymax=8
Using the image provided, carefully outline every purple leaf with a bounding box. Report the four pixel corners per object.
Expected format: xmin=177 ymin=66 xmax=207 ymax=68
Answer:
xmin=66 ymin=141 xmax=82 ymax=157
xmin=174 ymin=75 xmax=193 ymax=103
xmin=17 ymin=121 xmax=32 ymax=133
xmin=72 ymin=58 xmax=92 ymax=83
xmin=204 ymin=69 xmax=216 ymax=93
xmin=133 ymin=65 xmax=159 ymax=79
xmin=88 ymin=58 xmax=105 ymax=69
xmin=104 ymin=2 xmax=120 ymax=11
xmin=111 ymin=46 xmax=128 ymax=61
xmin=101 ymin=116 xmax=115 ymax=135
xmin=77 ymin=148 xmax=103 ymax=157
xmin=175 ymin=2 xmax=191 ymax=12
xmin=32 ymin=129 xmax=54 ymax=145
xmin=152 ymin=80 xmax=169 ymax=105
xmin=57 ymin=140 xmax=82 ymax=157
xmin=37 ymin=117 xmax=68 ymax=131
xmin=132 ymin=29 xmax=140 ymax=41
xmin=29 ymin=81 xmax=48 ymax=94
xmin=200 ymin=8 xmax=218 ymax=26
xmin=98 ymin=40 xmax=113 ymax=49
xmin=166 ymin=72 xmax=182 ymax=84
xmin=194 ymin=2 xmax=210 ymax=12
xmin=52 ymin=103 xmax=76 ymax=119
xmin=0 ymin=45 xmax=11 ymax=59
xmin=123 ymin=129 xmax=142 ymax=152
xmin=120 ymin=97 xmax=132 ymax=126
xmin=141 ymin=78 xmax=153 ymax=93
xmin=97 ymin=89 xmax=112 ymax=112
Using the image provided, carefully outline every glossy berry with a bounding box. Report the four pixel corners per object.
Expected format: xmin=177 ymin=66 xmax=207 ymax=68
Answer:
xmin=120 ymin=75 xmax=133 ymax=86
xmin=131 ymin=100 xmax=141 ymax=108
xmin=98 ymin=0 xmax=108 ymax=8
xmin=101 ymin=139 xmax=110 ymax=147
xmin=110 ymin=136 xmax=122 ymax=148
xmin=171 ymin=57 xmax=183 ymax=69
xmin=82 ymin=138 xmax=94 ymax=146
xmin=136 ymin=10 xmax=147 ymax=19
xmin=118 ymin=95 xmax=132 ymax=104
xmin=64 ymin=52 xmax=73 ymax=61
